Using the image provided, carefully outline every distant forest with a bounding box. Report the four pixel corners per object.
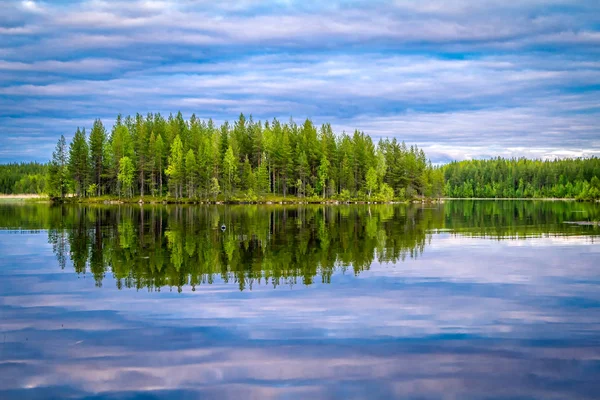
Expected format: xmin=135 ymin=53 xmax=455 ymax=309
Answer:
xmin=0 ymin=162 xmax=47 ymax=195
xmin=444 ymin=158 xmax=600 ymax=201
xmin=0 ymin=112 xmax=598 ymax=201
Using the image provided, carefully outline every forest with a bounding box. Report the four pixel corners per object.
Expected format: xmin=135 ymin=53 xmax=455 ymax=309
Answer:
xmin=43 ymin=112 xmax=443 ymax=202
xmin=0 ymin=112 xmax=598 ymax=201
xmin=444 ymin=158 xmax=600 ymax=200
xmin=0 ymin=162 xmax=47 ymax=194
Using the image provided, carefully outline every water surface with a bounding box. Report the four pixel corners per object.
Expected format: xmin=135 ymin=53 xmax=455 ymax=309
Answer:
xmin=1 ymin=201 xmax=599 ymax=399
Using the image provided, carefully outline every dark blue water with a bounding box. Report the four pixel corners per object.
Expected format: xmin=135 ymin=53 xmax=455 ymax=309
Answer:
xmin=1 ymin=202 xmax=599 ymax=399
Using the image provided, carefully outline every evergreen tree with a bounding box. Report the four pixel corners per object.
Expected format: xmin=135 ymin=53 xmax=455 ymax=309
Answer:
xmin=48 ymin=135 xmax=69 ymax=199
xmin=240 ymin=155 xmax=255 ymax=192
xmin=185 ymin=149 xmax=197 ymax=197
xmin=155 ymin=134 xmax=165 ymax=196
xmin=89 ymin=119 xmax=106 ymax=195
xmin=68 ymin=127 xmax=89 ymax=197
xmin=257 ymin=153 xmax=270 ymax=195
xmin=223 ymin=145 xmax=237 ymax=195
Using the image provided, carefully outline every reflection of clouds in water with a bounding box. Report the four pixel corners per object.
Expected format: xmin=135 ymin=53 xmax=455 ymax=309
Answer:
xmin=1 ymin=232 xmax=600 ymax=399
xmin=3 ymin=329 xmax=600 ymax=399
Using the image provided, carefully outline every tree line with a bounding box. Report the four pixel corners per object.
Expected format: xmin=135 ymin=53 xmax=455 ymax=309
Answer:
xmin=2 ymin=113 xmax=599 ymax=202
xmin=443 ymin=157 xmax=600 ymax=200
xmin=0 ymin=162 xmax=47 ymax=194
xmin=45 ymin=112 xmax=444 ymax=201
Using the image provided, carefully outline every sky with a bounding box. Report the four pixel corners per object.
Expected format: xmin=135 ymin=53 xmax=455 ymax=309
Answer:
xmin=1 ymin=0 xmax=599 ymax=163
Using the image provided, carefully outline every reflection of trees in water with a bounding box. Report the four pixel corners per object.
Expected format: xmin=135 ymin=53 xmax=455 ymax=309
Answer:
xmin=43 ymin=205 xmax=434 ymax=291
xmin=1 ymin=201 xmax=596 ymax=291
xmin=442 ymin=200 xmax=600 ymax=239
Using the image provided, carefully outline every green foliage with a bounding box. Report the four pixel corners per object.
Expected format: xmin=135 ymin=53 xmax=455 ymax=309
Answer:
xmin=165 ymin=135 xmax=184 ymax=198
xmin=118 ymin=156 xmax=135 ymax=198
xmin=0 ymin=162 xmax=47 ymax=194
xmin=443 ymin=157 xmax=600 ymax=200
xmin=378 ymin=183 xmax=395 ymax=201
xmin=209 ymin=177 xmax=220 ymax=199
xmin=339 ymin=188 xmax=351 ymax=201
xmin=366 ymin=167 xmax=378 ymax=197
xmin=185 ymin=149 xmax=197 ymax=197
xmin=89 ymin=119 xmax=106 ymax=195
xmin=223 ymin=145 xmax=238 ymax=195
xmin=257 ymin=153 xmax=270 ymax=195
xmin=30 ymin=111 xmax=600 ymax=203
xmin=68 ymin=127 xmax=89 ymax=197
xmin=53 ymin=113 xmax=441 ymax=200
xmin=47 ymin=135 xmax=69 ymax=199
xmin=317 ymin=156 xmax=329 ymax=198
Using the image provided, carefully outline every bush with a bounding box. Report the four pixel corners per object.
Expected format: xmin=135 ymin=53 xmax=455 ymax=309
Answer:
xmin=338 ymin=189 xmax=351 ymax=201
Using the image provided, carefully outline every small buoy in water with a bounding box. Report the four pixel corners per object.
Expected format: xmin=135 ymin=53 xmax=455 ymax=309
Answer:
xmin=221 ymin=224 xmax=226 ymax=231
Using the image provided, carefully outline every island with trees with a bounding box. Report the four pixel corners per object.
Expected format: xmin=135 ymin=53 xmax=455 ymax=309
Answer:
xmin=1 ymin=112 xmax=599 ymax=202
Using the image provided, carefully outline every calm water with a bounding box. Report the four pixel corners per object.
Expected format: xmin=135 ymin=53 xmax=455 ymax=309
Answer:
xmin=1 ymin=201 xmax=599 ymax=399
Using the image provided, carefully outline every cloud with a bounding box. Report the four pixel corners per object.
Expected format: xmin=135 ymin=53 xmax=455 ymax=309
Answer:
xmin=0 ymin=0 xmax=599 ymax=162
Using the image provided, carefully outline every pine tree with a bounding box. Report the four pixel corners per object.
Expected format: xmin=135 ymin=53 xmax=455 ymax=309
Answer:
xmin=155 ymin=134 xmax=165 ymax=196
xmin=48 ymin=135 xmax=69 ymax=199
xmin=135 ymin=113 xmax=149 ymax=197
xmin=89 ymin=119 xmax=106 ymax=196
xmin=318 ymin=157 xmax=330 ymax=199
xmin=296 ymin=151 xmax=309 ymax=195
xmin=257 ymin=153 xmax=270 ymax=195
xmin=69 ymin=127 xmax=89 ymax=197
xmin=148 ymin=132 xmax=157 ymax=195
xmin=185 ymin=149 xmax=196 ymax=197
xmin=241 ymin=155 xmax=255 ymax=192
xmin=223 ymin=145 xmax=237 ymax=195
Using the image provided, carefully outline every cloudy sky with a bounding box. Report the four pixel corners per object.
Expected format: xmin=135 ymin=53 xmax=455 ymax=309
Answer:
xmin=1 ymin=0 xmax=599 ymax=163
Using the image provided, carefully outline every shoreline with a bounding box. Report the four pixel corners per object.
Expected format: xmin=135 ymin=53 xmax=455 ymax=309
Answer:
xmin=56 ymin=196 xmax=596 ymax=205
xmin=440 ymin=197 xmax=579 ymax=201
xmin=1 ymin=194 xmax=597 ymax=204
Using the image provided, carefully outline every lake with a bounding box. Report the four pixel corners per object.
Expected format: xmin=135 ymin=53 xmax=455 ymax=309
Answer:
xmin=1 ymin=200 xmax=599 ymax=399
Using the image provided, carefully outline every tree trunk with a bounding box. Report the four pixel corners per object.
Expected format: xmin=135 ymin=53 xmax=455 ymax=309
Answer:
xmin=140 ymin=170 xmax=144 ymax=197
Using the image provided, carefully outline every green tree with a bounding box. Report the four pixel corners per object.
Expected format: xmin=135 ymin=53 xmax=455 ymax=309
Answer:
xmin=155 ymin=134 xmax=165 ymax=196
xmin=366 ymin=167 xmax=378 ymax=198
xmin=89 ymin=119 xmax=106 ymax=195
xmin=48 ymin=135 xmax=69 ymax=199
xmin=68 ymin=127 xmax=89 ymax=197
xmin=240 ymin=155 xmax=256 ymax=192
xmin=118 ymin=156 xmax=135 ymax=198
xmin=223 ymin=145 xmax=237 ymax=195
xmin=257 ymin=153 xmax=270 ymax=195
xmin=165 ymin=135 xmax=184 ymax=198
xmin=318 ymin=157 xmax=330 ymax=199
xmin=209 ymin=177 xmax=220 ymax=200
xmin=185 ymin=149 xmax=197 ymax=197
